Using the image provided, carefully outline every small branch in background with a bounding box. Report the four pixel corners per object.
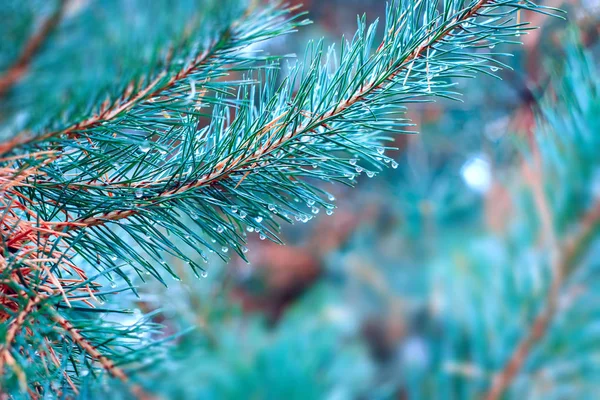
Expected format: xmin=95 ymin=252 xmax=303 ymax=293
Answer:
xmin=484 ymin=199 xmax=600 ymax=400
xmin=0 ymin=0 xmax=67 ymax=98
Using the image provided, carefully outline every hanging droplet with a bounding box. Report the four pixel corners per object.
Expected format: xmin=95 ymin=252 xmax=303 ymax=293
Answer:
xmin=490 ymin=66 xmax=499 ymax=72
xmin=311 ymin=206 xmax=319 ymax=214
xmin=355 ymin=166 xmax=364 ymax=173
xmin=247 ymin=226 xmax=255 ymax=233
xmin=326 ymin=209 xmax=334 ymax=216
xmin=489 ymin=43 xmax=496 ymax=49
xmin=200 ymin=271 xmax=208 ymax=278
xmin=366 ymin=171 xmax=375 ymax=178
xmin=345 ymin=173 xmax=355 ymax=180
xmin=328 ymin=194 xmax=335 ymax=201
xmin=239 ymin=211 xmax=247 ymax=219
xmin=221 ymin=246 xmax=228 ymax=253
xmin=110 ymin=282 xmax=116 ymax=288
xmin=232 ymin=206 xmax=238 ymax=213
xmin=349 ymin=158 xmax=358 ymax=166
xmin=377 ymin=147 xmax=385 ymax=155
xmin=259 ymin=233 xmax=266 ymax=241
xmin=139 ymin=143 xmax=151 ymax=153
xmin=135 ymin=189 xmax=144 ymax=199
xmin=391 ymin=161 xmax=399 ymax=169
xmin=268 ymin=204 xmax=276 ymax=212
xmin=307 ymin=199 xmax=315 ymax=206
xmin=216 ymin=226 xmax=224 ymax=233
xmin=242 ymin=246 xmax=249 ymax=253
xmin=255 ymin=216 xmax=263 ymax=223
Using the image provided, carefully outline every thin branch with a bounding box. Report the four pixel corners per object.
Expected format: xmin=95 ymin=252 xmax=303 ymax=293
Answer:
xmin=0 ymin=0 xmax=67 ymax=98
xmin=484 ymin=199 xmax=600 ymax=400
xmin=0 ymin=295 xmax=44 ymax=377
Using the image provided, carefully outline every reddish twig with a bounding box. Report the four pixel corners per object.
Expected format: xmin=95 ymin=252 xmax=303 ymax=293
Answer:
xmin=484 ymin=199 xmax=600 ymax=400
xmin=0 ymin=0 xmax=67 ymax=97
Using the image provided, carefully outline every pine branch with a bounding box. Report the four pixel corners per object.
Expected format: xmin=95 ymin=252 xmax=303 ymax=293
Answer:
xmin=0 ymin=0 xmax=67 ymax=98
xmin=33 ymin=0 xmax=559 ymax=275
xmin=0 ymin=2 xmax=304 ymax=155
xmin=485 ymin=199 xmax=600 ymax=400
xmin=484 ymin=42 xmax=600 ymax=399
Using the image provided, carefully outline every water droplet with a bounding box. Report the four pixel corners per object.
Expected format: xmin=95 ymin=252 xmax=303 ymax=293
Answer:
xmin=326 ymin=210 xmax=334 ymax=216
xmin=135 ymin=189 xmax=144 ymax=198
xmin=345 ymin=173 xmax=355 ymax=180
xmin=307 ymin=199 xmax=315 ymax=206
xmin=259 ymin=233 xmax=266 ymax=241
xmin=216 ymin=226 xmax=224 ymax=233
xmin=489 ymin=43 xmax=496 ymax=49
xmin=232 ymin=206 xmax=238 ymax=213
xmin=366 ymin=171 xmax=375 ymax=178
xmin=377 ymin=147 xmax=385 ymax=155
xmin=110 ymin=255 xmax=117 ymax=261
xmin=490 ymin=66 xmax=499 ymax=72
xmin=139 ymin=143 xmax=151 ymax=153
xmin=144 ymin=271 xmax=150 ymax=275
xmin=300 ymin=215 xmax=310 ymax=223
xmin=221 ymin=246 xmax=228 ymax=253
xmin=312 ymin=164 xmax=318 ymax=169
xmin=312 ymin=206 xmax=319 ymax=214
xmin=391 ymin=161 xmax=399 ymax=169
xmin=355 ymin=166 xmax=364 ymax=173
xmin=239 ymin=211 xmax=247 ymax=219
xmin=200 ymin=271 xmax=208 ymax=278
xmin=247 ymin=226 xmax=255 ymax=232
xmin=110 ymin=282 xmax=116 ymax=288
xmin=242 ymin=246 xmax=249 ymax=253
xmin=268 ymin=204 xmax=276 ymax=212
xmin=255 ymin=216 xmax=263 ymax=223
xmin=349 ymin=159 xmax=358 ymax=166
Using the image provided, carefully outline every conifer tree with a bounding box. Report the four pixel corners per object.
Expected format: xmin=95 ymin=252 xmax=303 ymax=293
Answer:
xmin=0 ymin=0 xmax=563 ymax=397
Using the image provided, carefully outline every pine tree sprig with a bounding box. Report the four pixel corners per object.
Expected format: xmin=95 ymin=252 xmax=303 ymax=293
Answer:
xmin=0 ymin=0 xmax=67 ymax=98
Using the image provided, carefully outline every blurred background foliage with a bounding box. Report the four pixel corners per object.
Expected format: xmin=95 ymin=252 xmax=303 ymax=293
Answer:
xmin=103 ymin=1 xmax=600 ymax=399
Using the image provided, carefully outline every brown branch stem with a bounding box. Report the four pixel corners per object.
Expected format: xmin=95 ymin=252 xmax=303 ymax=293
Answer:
xmin=484 ymin=199 xmax=600 ymax=400
xmin=0 ymin=0 xmax=67 ymax=98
